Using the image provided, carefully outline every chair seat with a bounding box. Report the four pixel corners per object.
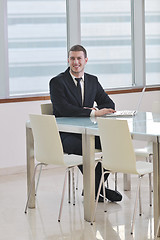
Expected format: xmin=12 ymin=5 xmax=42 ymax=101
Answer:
xmin=64 ymin=151 xmax=102 ymax=168
xmin=136 ymin=161 xmax=153 ymax=175
xmin=134 ymin=147 xmax=153 ymax=157
xmin=64 ymin=154 xmax=83 ymax=167
xmin=103 ymin=161 xmax=153 ymax=176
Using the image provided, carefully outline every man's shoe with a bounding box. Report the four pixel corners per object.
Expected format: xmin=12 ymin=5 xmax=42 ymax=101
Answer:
xmin=83 ymin=188 xmax=122 ymax=202
xmin=96 ymin=188 xmax=122 ymax=202
xmin=104 ymin=188 xmax=122 ymax=202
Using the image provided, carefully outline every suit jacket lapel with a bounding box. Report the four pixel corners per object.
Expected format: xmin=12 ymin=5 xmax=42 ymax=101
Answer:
xmin=83 ymin=73 xmax=90 ymax=107
xmin=64 ymin=68 xmax=82 ymax=106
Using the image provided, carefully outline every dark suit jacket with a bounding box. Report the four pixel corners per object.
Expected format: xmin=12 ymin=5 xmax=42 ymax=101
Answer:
xmin=49 ymin=67 xmax=115 ymax=117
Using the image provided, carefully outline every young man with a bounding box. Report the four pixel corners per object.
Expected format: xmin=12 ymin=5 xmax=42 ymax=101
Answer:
xmin=50 ymin=45 xmax=122 ymax=202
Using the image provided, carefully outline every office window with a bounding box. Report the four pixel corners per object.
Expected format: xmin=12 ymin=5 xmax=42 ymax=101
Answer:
xmin=7 ymin=0 xmax=67 ymax=96
xmin=81 ymin=0 xmax=132 ymax=89
xmin=145 ymin=0 xmax=160 ymax=86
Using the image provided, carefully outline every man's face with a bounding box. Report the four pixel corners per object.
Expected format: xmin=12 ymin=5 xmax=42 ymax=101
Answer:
xmin=68 ymin=51 xmax=88 ymax=77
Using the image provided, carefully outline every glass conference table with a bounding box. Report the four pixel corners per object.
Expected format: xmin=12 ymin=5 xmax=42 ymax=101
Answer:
xmin=26 ymin=112 xmax=160 ymax=235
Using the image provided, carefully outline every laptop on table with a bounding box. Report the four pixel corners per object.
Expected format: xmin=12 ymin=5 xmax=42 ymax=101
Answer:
xmin=105 ymin=87 xmax=146 ymax=117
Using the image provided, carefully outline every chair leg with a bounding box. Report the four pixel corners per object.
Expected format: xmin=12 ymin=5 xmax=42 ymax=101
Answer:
xmin=115 ymin=172 xmax=118 ymax=191
xmin=139 ymin=183 xmax=142 ymax=216
xmin=148 ymin=154 xmax=153 ymax=205
xmin=149 ymin=172 xmax=152 ymax=207
xmin=91 ymin=161 xmax=109 ymax=225
xmin=72 ymin=168 xmax=75 ymax=205
xmin=35 ymin=164 xmax=43 ymax=196
xmin=24 ymin=163 xmax=43 ymax=214
xmin=102 ymin=168 xmax=105 ymax=204
xmin=91 ymin=172 xmax=104 ymax=225
xmin=68 ymin=170 xmax=71 ymax=204
xmin=149 ymin=154 xmax=153 ymax=193
xmin=76 ymin=167 xmax=79 ymax=190
xmin=155 ymin=217 xmax=160 ymax=238
xmin=102 ymin=169 xmax=108 ymax=214
xmin=58 ymin=169 xmax=68 ymax=222
xmin=131 ymin=176 xmax=142 ymax=234
xmin=100 ymin=160 xmax=106 ymax=205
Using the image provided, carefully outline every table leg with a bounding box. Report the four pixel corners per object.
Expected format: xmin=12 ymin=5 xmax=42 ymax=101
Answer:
xmin=82 ymin=133 xmax=95 ymax=222
xmin=26 ymin=125 xmax=35 ymax=208
xmin=153 ymin=138 xmax=160 ymax=237
xmin=123 ymin=174 xmax=131 ymax=191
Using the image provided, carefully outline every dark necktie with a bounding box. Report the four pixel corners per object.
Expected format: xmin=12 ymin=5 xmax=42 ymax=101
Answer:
xmin=75 ymin=78 xmax=82 ymax=104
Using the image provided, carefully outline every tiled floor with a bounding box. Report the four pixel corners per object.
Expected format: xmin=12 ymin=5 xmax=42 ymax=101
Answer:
xmin=0 ymin=167 xmax=159 ymax=240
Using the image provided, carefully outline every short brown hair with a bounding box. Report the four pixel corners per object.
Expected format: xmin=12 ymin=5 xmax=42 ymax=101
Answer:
xmin=68 ymin=45 xmax=87 ymax=58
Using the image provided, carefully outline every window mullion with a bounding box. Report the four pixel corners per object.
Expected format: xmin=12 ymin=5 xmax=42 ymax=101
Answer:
xmin=0 ymin=0 xmax=9 ymax=99
xmin=133 ymin=0 xmax=146 ymax=87
xmin=66 ymin=0 xmax=81 ymax=52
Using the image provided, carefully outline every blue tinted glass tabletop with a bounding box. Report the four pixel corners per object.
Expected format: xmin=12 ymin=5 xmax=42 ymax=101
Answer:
xmin=56 ymin=112 xmax=160 ymax=140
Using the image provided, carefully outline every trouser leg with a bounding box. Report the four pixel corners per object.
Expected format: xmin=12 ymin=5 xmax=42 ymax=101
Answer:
xmin=60 ymin=133 xmax=109 ymax=196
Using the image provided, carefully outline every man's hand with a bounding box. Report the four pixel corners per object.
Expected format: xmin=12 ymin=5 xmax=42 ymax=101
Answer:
xmin=83 ymin=107 xmax=97 ymax=110
xmin=94 ymin=108 xmax=116 ymax=117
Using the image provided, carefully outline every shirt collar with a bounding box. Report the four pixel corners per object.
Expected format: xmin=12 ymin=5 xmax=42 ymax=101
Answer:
xmin=69 ymin=70 xmax=84 ymax=82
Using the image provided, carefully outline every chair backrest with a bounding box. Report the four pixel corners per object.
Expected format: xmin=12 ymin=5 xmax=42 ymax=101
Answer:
xmin=41 ymin=103 xmax=53 ymax=115
xmin=97 ymin=118 xmax=138 ymax=174
xmin=29 ymin=114 xmax=64 ymax=165
xmin=152 ymin=100 xmax=160 ymax=113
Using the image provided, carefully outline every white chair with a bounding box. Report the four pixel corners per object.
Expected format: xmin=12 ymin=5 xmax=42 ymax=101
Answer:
xmin=134 ymin=100 xmax=160 ymax=160
xmin=133 ymin=100 xmax=160 ymax=193
xmin=114 ymin=143 xmax=153 ymax=192
xmin=24 ymin=114 xmax=84 ymax=222
xmin=40 ymin=102 xmax=80 ymax=202
xmin=41 ymin=103 xmax=53 ymax=115
xmin=40 ymin=102 xmax=103 ymax=191
xmin=115 ymin=100 xmax=160 ymax=192
xmin=91 ymin=118 xmax=153 ymax=234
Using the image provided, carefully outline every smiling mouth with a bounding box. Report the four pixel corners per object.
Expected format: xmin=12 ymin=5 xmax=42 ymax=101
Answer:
xmin=73 ymin=66 xmax=80 ymax=72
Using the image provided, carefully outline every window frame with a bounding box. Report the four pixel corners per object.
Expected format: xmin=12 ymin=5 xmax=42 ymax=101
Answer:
xmin=0 ymin=0 xmax=159 ymax=102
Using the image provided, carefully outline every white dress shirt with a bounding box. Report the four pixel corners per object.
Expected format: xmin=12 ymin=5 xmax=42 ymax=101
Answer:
xmin=70 ymin=71 xmax=96 ymax=117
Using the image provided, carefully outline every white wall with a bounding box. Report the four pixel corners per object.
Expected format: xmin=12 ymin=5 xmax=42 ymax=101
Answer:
xmin=0 ymin=91 xmax=159 ymax=174
xmin=0 ymin=100 xmax=50 ymax=173
xmin=111 ymin=90 xmax=160 ymax=112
